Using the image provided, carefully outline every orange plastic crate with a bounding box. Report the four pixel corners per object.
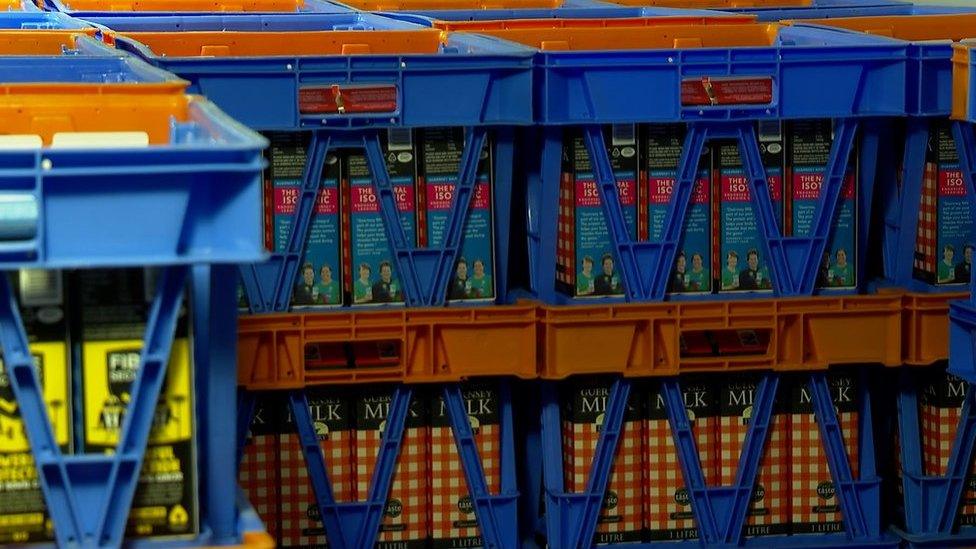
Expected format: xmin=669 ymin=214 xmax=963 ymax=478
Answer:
xmin=901 ymin=292 xmax=965 ymax=367
xmin=116 ymin=29 xmax=448 ymax=57
xmin=238 ymin=291 xmax=956 ymax=386
xmin=0 ymin=30 xmax=108 ymax=53
xmin=799 ymin=13 xmax=976 ymax=41
xmin=237 ymin=305 xmax=538 ymax=388
xmin=56 ymin=0 xmax=305 ymax=11
xmin=955 ymin=40 xmax=976 ymax=121
xmin=603 ymin=0 xmax=808 ymax=7
xmin=432 ymin=14 xmax=755 ymax=31
xmin=445 ymin=21 xmax=781 ymax=50
xmin=538 ymin=295 xmax=905 ymax=378
xmin=0 ymin=87 xmax=196 ymax=144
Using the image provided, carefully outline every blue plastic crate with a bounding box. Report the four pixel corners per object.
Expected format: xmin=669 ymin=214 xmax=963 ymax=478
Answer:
xmin=789 ymin=14 xmax=976 ymax=297
xmin=0 ymin=10 xmax=89 ymax=28
xmin=528 ymin=23 xmax=903 ymax=124
xmin=524 ymin=372 xmax=897 ymax=548
xmin=103 ymin=13 xmax=533 ymax=311
xmin=477 ymin=21 xmax=905 ymax=303
xmin=106 ymin=13 xmax=533 ymax=129
xmin=0 ymin=23 xmax=268 ymax=548
xmin=893 ymin=366 xmax=976 ymax=547
xmin=0 ymin=32 xmax=185 ymax=84
xmin=0 ymin=88 xmax=265 ymax=268
xmin=238 ymin=382 xmax=520 ymax=549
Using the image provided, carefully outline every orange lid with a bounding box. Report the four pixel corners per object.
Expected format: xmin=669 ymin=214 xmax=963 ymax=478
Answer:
xmin=463 ymin=22 xmax=779 ymax=51
xmin=0 ymin=87 xmax=193 ymax=145
xmin=605 ymin=0 xmax=809 ymax=7
xmin=341 ymin=0 xmax=561 ymax=10
xmin=119 ymin=29 xmax=447 ymax=57
xmin=798 ymin=14 xmax=976 ymax=42
xmin=434 ymin=14 xmax=755 ymax=31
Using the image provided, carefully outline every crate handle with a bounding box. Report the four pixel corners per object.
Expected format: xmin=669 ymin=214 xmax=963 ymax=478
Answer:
xmin=200 ymin=45 xmax=231 ymax=56
xmin=340 ymin=44 xmax=371 ymax=55
xmin=679 ymin=328 xmax=772 ymax=358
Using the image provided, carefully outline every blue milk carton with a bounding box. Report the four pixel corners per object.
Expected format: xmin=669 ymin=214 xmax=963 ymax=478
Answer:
xmin=344 ymin=129 xmax=418 ymax=306
xmin=644 ymin=124 xmax=712 ymax=294
xmin=913 ymin=120 xmax=975 ymax=286
xmin=421 ymin=127 xmax=495 ymax=303
xmin=715 ymin=130 xmax=783 ymax=294
xmin=265 ymin=132 xmax=343 ymax=309
xmin=788 ymin=120 xmax=857 ymax=290
xmin=557 ymin=125 xmax=639 ymax=298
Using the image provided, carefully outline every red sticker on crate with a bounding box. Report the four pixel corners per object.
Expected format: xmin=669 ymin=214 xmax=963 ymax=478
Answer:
xmin=299 ymin=84 xmax=398 ymax=114
xmin=681 ymin=76 xmax=773 ymax=107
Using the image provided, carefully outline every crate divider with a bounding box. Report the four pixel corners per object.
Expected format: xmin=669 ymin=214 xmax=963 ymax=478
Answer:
xmin=535 ymin=372 xmax=887 ymax=548
xmin=0 ymin=266 xmax=188 ymax=548
xmin=193 ymin=264 xmax=246 ymax=543
xmin=531 ymin=118 xmax=864 ymax=303
xmin=895 ymin=369 xmax=976 ymax=546
xmin=949 ymin=119 xmax=976 ymax=382
xmin=239 ymin=381 xmax=519 ymax=549
xmin=240 ymin=126 xmax=506 ymax=311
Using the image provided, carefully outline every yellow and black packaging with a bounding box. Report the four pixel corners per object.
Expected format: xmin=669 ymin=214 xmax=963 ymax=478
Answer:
xmin=0 ymin=270 xmax=70 ymax=544
xmin=78 ymin=268 xmax=197 ymax=540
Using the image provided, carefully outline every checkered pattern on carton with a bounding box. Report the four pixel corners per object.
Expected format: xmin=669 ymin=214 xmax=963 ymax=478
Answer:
xmin=562 ymin=414 xmax=644 ymax=539
xmin=719 ymin=404 xmax=789 ymax=533
xmin=645 ymin=411 xmax=717 ymax=537
xmin=429 ymin=421 xmax=499 ymax=542
xmin=790 ymin=405 xmax=860 ymax=530
xmin=279 ymin=429 xmax=353 ymax=547
xmin=920 ymin=376 xmax=976 ymax=523
xmin=240 ymin=428 xmax=280 ymax=541
xmin=914 ymin=161 xmax=938 ymax=275
xmin=356 ymin=424 xmax=428 ymax=543
xmin=557 ymin=169 xmax=575 ymax=287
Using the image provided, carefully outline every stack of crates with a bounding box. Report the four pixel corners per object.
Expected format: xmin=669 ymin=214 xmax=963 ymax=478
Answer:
xmin=85 ymin=9 xmax=539 ymax=549
xmin=0 ymin=14 xmax=271 ymax=549
xmin=16 ymin=0 xmax=976 ymax=547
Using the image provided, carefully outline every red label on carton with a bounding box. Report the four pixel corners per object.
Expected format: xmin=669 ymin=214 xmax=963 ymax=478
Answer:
xmin=792 ymin=173 xmax=856 ymax=201
xmin=939 ymin=169 xmax=966 ymax=197
xmin=274 ymin=186 xmax=299 ymax=215
xmin=574 ymin=180 xmax=636 ymax=207
xmin=315 ymin=187 xmax=339 ymax=215
xmin=681 ymin=77 xmax=774 ymax=106
xmin=351 ymin=183 xmax=414 ymax=214
xmin=721 ymin=174 xmax=752 ymax=202
xmin=299 ymin=84 xmax=398 ymax=114
xmin=426 ymin=183 xmax=455 ymax=211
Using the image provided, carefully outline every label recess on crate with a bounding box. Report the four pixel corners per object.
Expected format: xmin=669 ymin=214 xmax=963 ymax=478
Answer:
xmin=681 ymin=77 xmax=774 ymax=107
xmin=299 ymin=85 xmax=398 ymax=114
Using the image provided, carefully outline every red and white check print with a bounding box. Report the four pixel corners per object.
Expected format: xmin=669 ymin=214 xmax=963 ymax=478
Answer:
xmin=719 ymin=412 xmax=789 ymax=533
xmin=279 ymin=430 xmax=354 ymax=548
xmin=429 ymin=423 xmax=499 ymax=543
xmin=356 ymin=425 xmax=428 ymax=544
xmin=645 ymin=415 xmax=717 ymax=537
xmin=563 ymin=418 xmax=644 ymax=540
xmin=914 ymin=161 xmax=938 ymax=276
xmin=557 ymin=171 xmax=575 ymax=287
xmin=790 ymin=409 xmax=859 ymax=531
xmin=240 ymin=432 xmax=280 ymax=542
xmin=921 ymin=400 xmax=976 ymax=521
